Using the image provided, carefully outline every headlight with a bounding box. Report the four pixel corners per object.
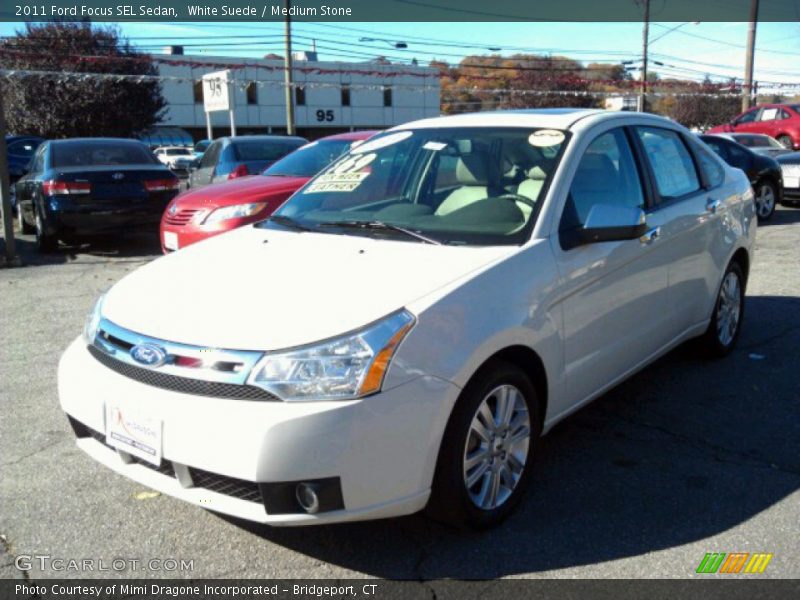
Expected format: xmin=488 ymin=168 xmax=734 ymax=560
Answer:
xmin=202 ymin=202 xmax=267 ymax=225
xmin=248 ymin=310 xmax=415 ymax=401
xmin=82 ymin=293 xmax=105 ymax=345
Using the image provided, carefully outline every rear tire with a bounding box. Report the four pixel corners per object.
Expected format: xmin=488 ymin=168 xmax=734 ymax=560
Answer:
xmin=754 ymin=180 xmax=777 ymax=222
xmin=35 ymin=208 xmax=57 ymax=253
xmin=427 ymin=360 xmax=541 ymax=529
xmin=777 ymin=135 xmax=793 ymax=149
xmin=698 ymin=262 xmax=745 ymax=358
xmin=18 ymin=206 xmax=34 ymax=234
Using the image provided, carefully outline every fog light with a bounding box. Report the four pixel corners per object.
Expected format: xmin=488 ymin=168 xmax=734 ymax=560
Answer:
xmin=295 ymin=482 xmax=320 ymax=514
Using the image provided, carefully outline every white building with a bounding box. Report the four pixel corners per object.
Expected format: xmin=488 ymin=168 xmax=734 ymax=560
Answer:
xmin=153 ymin=52 xmax=441 ymax=142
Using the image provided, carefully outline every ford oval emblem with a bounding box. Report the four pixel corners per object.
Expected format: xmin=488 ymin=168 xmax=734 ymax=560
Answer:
xmin=130 ymin=343 xmax=167 ymax=367
xmin=112 ymin=172 xmax=125 ymax=180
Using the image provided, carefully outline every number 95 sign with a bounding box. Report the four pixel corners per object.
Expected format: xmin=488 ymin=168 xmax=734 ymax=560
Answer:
xmin=202 ymin=70 xmax=233 ymax=112
xmin=316 ymin=109 xmax=335 ymax=123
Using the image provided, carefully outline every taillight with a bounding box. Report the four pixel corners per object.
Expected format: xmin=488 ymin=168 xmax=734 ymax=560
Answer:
xmin=42 ymin=180 xmax=91 ymax=195
xmin=228 ymin=164 xmax=249 ymax=179
xmin=144 ymin=178 xmax=180 ymax=192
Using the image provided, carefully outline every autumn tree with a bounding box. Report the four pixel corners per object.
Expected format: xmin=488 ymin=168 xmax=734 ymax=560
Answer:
xmin=0 ymin=22 xmax=166 ymax=138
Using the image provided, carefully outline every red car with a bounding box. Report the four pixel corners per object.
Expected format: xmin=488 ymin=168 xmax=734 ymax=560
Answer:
xmin=160 ymin=131 xmax=377 ymax=253
xmin=708 ymin=103 xmax=800 ymax=150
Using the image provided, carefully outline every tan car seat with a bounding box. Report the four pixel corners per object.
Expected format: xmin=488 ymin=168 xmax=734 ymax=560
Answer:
xmin=435 ymin=153 xmax=494 ymax=216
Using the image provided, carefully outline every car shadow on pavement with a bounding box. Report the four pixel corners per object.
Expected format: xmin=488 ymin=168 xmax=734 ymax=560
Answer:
xmin=764 ymin=205 xmax=800 ymax=226
xmin=220 ymin=295 xmax=800 ymax=578
xmin=1 ymin=232 xmax=162 ymax=267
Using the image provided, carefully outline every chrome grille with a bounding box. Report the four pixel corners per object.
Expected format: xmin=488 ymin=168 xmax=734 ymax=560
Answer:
xmin=87 ymin=319 xmax=278 ymax=401
xmin=88 ymin=345 xmax=279 ymax=401
xmin=164 ymin=208 xmax=202 ymax=226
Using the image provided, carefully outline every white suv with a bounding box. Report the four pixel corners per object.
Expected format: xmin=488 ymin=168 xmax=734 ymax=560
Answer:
xmin=60 ymin=109 xmax=755 ymax=528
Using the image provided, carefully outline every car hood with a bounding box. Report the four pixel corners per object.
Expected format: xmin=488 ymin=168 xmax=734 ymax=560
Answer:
xmin=102 ymin=226 xmax=514 ymax=350
xmin=175 ymin=175 xmax=309 ymax=207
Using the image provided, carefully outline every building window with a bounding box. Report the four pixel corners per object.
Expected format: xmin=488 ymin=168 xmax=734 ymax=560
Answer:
xmin=193 ymin=80 xmax=203 ymax=103
xmin=383 ymin=86 xmax=392 ymax=107
xmin=341 ymin=85 xmax=350 ymax=107
xmin=246 ymin=82 xmax=258 ymax=105
xmin=295 ymin=86 xmax=306 ymax=106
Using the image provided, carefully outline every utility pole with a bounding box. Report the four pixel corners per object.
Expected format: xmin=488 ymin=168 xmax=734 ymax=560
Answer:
xmin=638 ymin=0 xmax=650 ymax=113
xmin=0 ymin=81 xmax=19 ymax=268
xmin=742 ymin=0 xmax=760 ymax=112
xmin=283 ymin=0 xmax=295 ymax=135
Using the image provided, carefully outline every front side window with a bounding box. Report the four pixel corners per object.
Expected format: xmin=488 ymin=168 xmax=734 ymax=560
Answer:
xmin=636 ymin=127 xmax=700 ymax=200
xmin=266 ymin=127 xmax=569 ymax=246
xmin=8 ymin=140 xmax=38 ymax=158
xmin=199 ymin=142 xmax=221 ymax=168
xmin=559 ymin=128 xmax=644 ymax=234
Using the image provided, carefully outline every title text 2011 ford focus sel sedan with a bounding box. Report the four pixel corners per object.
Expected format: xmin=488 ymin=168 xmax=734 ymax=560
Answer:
xmin=60 ymin=109 xmax=756 ymax=528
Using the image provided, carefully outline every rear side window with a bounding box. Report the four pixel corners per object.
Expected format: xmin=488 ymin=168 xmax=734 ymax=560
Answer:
xmin=51 ymin=142 xmax=156 ymax=167
xmin=689 ymin=139 xmax=725 ymax=188
xmin=233 ymin=139 xmax=304 ymax=162
xmin=636 ymin=127 xmax=700 ymax=200
xmin=560 ymin=128 xmax=644 ymax=232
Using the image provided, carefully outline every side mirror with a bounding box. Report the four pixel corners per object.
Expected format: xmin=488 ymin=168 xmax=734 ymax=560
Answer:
xmin=569 ymin=205 xmax=648 ymax=248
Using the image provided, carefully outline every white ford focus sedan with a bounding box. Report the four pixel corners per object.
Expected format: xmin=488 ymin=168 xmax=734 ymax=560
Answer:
xmin=59 ymin=109 xmax=755 ymax=528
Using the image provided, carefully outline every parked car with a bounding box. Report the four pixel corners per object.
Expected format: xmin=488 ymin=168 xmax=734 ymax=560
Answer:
xmin=6 ymin=135 xmax=44 ymax=215
xmin=16 ymin=138 xmax=180 ymax=251
xmin=61 ymin=110 xmax=755 ymax=528
xmin=153 ymin=146 xmax=193 ymax=167
xmin=700 ymin=134 xmax=782 ymax=221
xmin=193 ymin=139 xmax=211 ymax=159
xmin=776 ymin=152 xmax=800 ymax=206
xmin=710 ymin=133 xmax=793 ymax=158
xmin=160 ymin=131 xmax=377 ymax=253
xmin=188 ymin=135 xmax=307 ymax=189
xmin=707 ymin=103 xmax=800 ymax=150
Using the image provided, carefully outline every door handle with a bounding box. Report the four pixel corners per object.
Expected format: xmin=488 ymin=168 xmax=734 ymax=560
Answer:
xmin=706 ymin=198 xmax=722 ymax=214
xmin=640 ymin=226 xmax=661 ymax=245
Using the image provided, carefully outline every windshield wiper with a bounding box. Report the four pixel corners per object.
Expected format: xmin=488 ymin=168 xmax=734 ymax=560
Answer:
xmin=317 ymin=220 xmax=442 ymax=245
xmin=265 ymin=214 xmax=315 ymax=231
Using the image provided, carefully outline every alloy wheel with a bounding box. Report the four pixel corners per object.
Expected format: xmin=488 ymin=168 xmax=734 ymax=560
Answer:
xmin=717 ymin=271 xmax=742 ymax=347
xmin=755 ymin=184 xmax=775 ymax=219
xmin=463 ymin=384 xmax=531 ymax=510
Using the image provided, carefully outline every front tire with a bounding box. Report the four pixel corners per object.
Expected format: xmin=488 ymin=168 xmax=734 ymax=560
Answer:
xmin=427 ymin=360 xmax=541 ymax=529
xmin=699 ymin=262 xmax=745 ymax=358
xmin=754 ymin=180 xmax=777 ymax=222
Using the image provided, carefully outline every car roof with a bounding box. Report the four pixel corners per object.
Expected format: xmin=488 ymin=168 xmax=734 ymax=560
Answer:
xmin=50 ymin=138 xmax=147 ymax=145
xmin=318 ymin=130 xmax=380 ymax=142
xmin=390 ymin=108 xmax=679 ymax=132
xmin=220 ymin=135 xmax=307 ymax=144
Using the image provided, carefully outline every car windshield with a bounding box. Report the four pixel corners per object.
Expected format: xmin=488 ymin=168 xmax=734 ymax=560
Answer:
xmin=262 ymin=127 xmax=568 ymax=246
xmin=263 ymin=139 xmax=353 ymax=177
xmin=232 ymin=139 xmax=303 ymax=162
xmin=166 ymin=148 xmax=192 ymax=156
xmin=52 ymin=142 xmax=157 ymax=167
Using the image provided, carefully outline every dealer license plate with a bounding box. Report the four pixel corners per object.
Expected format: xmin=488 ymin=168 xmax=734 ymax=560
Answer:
xmin=105 ymin=404 xmax=162 ymax=466
xmin=784 ymin=176 xmax=799 ymax=189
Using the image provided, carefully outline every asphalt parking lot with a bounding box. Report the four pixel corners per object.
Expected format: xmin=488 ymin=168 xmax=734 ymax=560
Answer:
xmin=1 ymin=208 xmax=798 ymax=580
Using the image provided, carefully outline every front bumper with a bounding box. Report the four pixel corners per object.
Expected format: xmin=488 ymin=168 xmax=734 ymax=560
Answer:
xmin=58 ymin=337 xmax=456 ymax=525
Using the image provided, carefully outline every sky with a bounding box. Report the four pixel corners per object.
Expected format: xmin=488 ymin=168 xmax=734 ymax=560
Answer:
xmin=2 ymin=21 xmax=798 ymax=92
